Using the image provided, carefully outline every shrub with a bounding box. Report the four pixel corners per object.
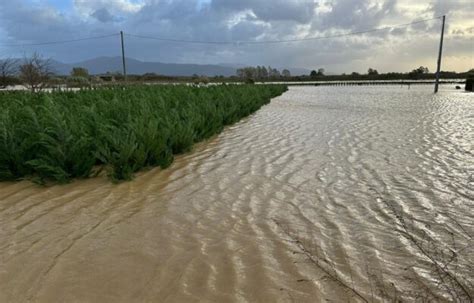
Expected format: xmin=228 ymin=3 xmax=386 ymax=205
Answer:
xmin=245 ymin=78 xmax=255 ymax=84
xmin=0 ymin=76 xmax=20 ymax=88
xmin=67 ymin=76 xmax=90 ymax=88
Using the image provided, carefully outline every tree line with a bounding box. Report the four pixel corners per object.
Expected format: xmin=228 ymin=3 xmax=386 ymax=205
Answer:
xmin=235 ymin=65 xmax=472 ymax=82
xmin=236 ymin=66 xmax=291 ymax=82
xmin=1 ymin=54 xmax=40 ymax=91
xmin=0 ymin=53 xmax=57 ymax=92
xmin=1 ymin=53 xmax=472 ymax=91
xmin=0 ymin=53 xmax=114 ymax=92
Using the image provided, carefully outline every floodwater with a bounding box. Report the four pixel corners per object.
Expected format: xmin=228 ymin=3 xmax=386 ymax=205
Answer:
xmin=1 ymin=85 xmax=473 ymax=302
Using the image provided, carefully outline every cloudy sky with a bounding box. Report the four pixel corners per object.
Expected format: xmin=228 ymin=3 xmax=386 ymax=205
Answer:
xmin=0 ymin=0 xmax=472 ymax=73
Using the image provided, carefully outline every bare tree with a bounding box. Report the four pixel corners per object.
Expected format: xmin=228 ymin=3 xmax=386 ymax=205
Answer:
xmin=20 ymin=52 xmax=54 ymax=92
xmin=0 ymin=57 xmax=19 ymax=88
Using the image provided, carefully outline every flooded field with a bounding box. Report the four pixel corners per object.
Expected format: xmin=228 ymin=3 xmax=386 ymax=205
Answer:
xmin=1 ymin=85 xmax=473 ymax=302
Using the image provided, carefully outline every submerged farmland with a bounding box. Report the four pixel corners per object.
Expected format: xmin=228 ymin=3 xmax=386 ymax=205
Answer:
xmin=0 ymin=84 xmax=287 ymax=183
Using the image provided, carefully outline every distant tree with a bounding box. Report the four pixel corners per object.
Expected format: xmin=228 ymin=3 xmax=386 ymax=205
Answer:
xmin=245 ymin=67 xmax=257 ymax=80
xmin=256 ymin=66 xmax=268 ymax=79
xmin=265 ymin=66 xmax=274 ymax=78
xmin=193 ymin=76 xmax=209 ymax=85
xmin=408 ymin=66 xmax=430 ymax=79
xmin=142 ymin=72 xmax=157 ymax=80
xmin=268 ymin=67 xmax=281 ymax=78
xmin=67 ymin=76 xmax=89 ymax=88
xmin=317 ymin=68 xmax=325 ymax=76
xmin=19 ymin=52 xmax=54 ymax=92
xmin=71 ymin=67 xmax=89 ymax=78
xmin=91 ymin=76 xmax=104 ymax=85
xmin=68 ymin=67 xmax=89 ymax=88
xmin=237 ymin=65 xmax=286 ymax=80
xmin=200 ymin=76 xmax=210 ymax=84
xmin=244 ymin=77 xmax=255 ymax=84
xmin=105 ymin=71 xmax=116 ymax=75
xmin=351 ymin=72 xmax=360 ymax=76
xmin=255 ymin=66 xmax=261 ymax=78
xmin=411 ymin=66 xmax=429 ymax=74
xmin=310 ymin=70 xmax=318 ymax=78
xmin=282 ymin=69 xmax=291 ymax=78
xmin=0 ymin=57 xmax=19 ymax=88
xmin=261 ymin=66 xmax=268 ymax=78
xmin=420 ymin=66 xmax=429 ymax=73
xmin=237 ymin=67 xmax=258 ymax=82
xmin=48 ymin=77 xmax=65 ymax=88
xmin=368 ymin=68 xmax=379 ymax=75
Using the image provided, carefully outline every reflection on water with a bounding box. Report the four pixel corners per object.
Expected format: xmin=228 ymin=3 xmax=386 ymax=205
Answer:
xmin=1 ymin=85 xmax=473 ymax=302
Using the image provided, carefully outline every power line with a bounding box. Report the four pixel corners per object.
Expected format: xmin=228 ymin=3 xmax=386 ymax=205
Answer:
xmin=125 ymin=16 xmax=443 ymax=45
xmin=0 ymin=16 xmax=442 ymax=48
xmin=0 ymin=33 xmax=119 ymax=47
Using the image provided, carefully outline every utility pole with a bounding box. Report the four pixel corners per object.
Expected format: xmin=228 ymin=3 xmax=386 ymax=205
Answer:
xmin=434 ymin=15 xmax=446 ymax=94
xmin=120 ymin=31 xmax=127 ymax=81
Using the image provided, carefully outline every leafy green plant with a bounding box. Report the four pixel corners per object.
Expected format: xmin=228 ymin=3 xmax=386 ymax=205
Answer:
xmin=0 ymin=84 xmax=287 ymax=183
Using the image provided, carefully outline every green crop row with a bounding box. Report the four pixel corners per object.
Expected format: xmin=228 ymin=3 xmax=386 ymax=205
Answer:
xmin=0 ymin=84 xmax=287 ymax=183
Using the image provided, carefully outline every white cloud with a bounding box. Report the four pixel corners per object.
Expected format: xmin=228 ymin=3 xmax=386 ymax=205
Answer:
xmin=0 ymin=0 xmax=472 ymax=72
xmin=74 ymin=0 xmax=144 ymax=20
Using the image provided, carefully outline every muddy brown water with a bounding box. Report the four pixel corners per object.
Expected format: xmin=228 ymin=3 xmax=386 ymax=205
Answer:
xmin=1 ymin=86 xmax=473 ymax=302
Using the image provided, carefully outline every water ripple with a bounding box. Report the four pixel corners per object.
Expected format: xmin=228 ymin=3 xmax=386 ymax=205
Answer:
xmin=1 ymin=85 xmax=473 ymax=302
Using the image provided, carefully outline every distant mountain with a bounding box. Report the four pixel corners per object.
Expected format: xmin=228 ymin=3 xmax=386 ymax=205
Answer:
xmin=49 ymin=57 xmax=237 ymax=77
xmin=49 ymin=60 xmax=73 ymax=75
xmin=2 ymin=56 xmax=311 ymax=77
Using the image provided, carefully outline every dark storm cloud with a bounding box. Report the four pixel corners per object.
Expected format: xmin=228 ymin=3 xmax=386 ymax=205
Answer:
xmin=0 ymin=1 xmax=118 ymax=43
xmin=0 ymin=1 xmax=75 ymax=42
xmin=0 ymin=0 xmax=471 ymax=72
xmin=91 ymin=8 xmax=117 ymax=23
xmin=0 ymin=1 xmax=120 ymax=61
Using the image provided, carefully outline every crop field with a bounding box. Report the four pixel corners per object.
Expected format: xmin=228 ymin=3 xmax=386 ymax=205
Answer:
xmin=0 ymin=84 xmax=287 ymax=183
